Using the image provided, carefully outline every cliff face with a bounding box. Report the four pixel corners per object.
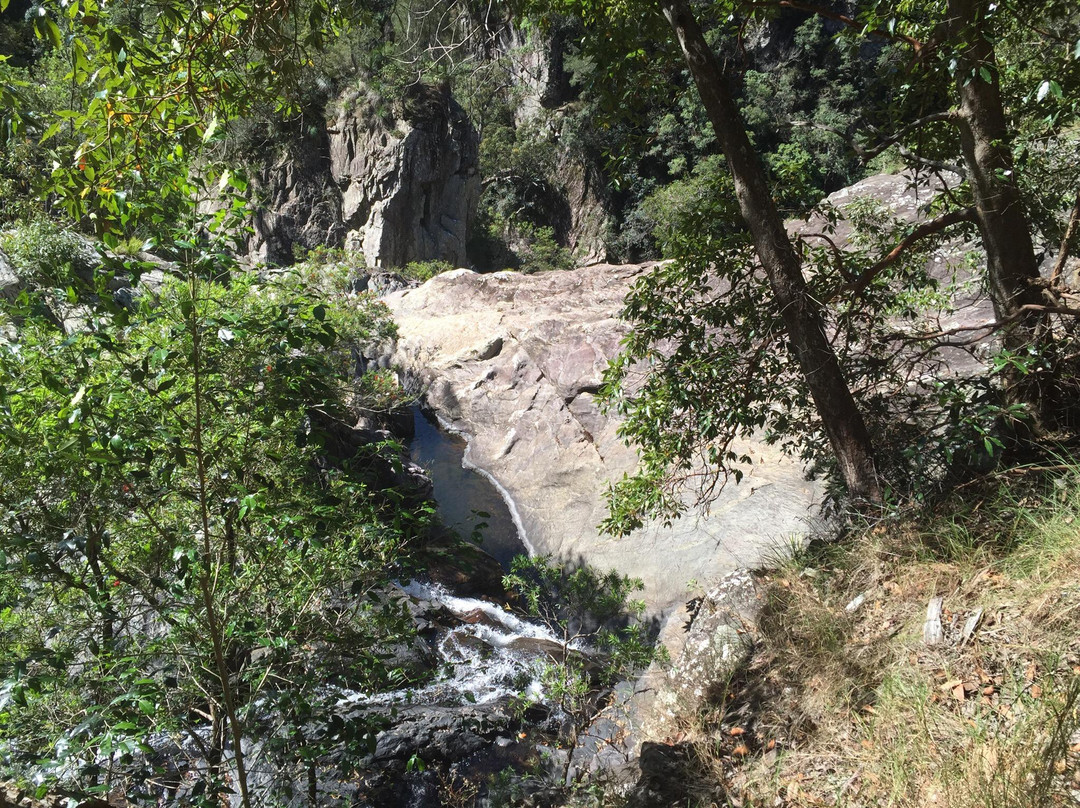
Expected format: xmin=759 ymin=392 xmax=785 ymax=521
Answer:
xmin=331 ymin=83 xmax=480 ymax=269
xmin=233 ymin=83 xmax=480 ymax=268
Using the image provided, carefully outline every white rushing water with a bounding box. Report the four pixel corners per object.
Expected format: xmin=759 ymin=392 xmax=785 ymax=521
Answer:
xmin=338 ymin=580 xmax=581 ymax=709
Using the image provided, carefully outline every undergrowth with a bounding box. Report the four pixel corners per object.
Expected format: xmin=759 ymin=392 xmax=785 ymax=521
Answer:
xmin=677 ymin=465 xmax=1080 ymax=808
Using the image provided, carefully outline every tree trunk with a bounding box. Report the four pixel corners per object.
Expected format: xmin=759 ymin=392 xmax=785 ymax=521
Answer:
xmin=946 ymin=0 xmax=1043 ymax=336
xmin=657 ymin=0 xmax=881 ymax=502
xmin=946 ymin=0 xmax=1050 ymax=424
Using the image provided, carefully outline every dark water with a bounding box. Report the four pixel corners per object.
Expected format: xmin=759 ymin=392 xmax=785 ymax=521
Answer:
xmin=408 ymin=406 xmax=526 ymax=569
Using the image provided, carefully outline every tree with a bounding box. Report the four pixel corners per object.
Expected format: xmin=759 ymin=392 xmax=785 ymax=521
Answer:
xmin=0 ymin=223 xmax=422 ymax=804
xmin=653 ymin=0 xmax=881 ymax=503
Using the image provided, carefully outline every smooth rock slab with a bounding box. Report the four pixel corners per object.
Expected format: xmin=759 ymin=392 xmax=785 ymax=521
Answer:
xmin=384 ymin=264 xmax=821 ymax=614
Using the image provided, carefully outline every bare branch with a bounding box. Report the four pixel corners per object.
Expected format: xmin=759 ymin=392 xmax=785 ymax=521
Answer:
xmin=1051 ymin=191 xmax=1080 ymax=288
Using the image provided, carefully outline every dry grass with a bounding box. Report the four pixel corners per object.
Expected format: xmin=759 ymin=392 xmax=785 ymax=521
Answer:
xmin=683 ymin=467 xmax=1080 ymax=808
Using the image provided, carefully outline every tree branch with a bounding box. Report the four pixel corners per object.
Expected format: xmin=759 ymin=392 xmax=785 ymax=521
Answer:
xmin=832 ymin=206 xmax=977 ymax=301
xmin=1050 ymin=191 xmax=1080 ymax=288
xmin=858 ymin=111 xmax=961 ymax=159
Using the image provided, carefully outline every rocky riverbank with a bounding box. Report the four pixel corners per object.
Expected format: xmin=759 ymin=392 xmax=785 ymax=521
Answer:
xmin=382 ymin=262 xmax=822 ymax=616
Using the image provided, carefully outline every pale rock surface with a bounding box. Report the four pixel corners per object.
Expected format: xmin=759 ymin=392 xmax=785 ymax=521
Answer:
xmin=0 ymin=247 xmax=20 ymax=301
xmin=384 ymin=264 xmax=821 ymax=614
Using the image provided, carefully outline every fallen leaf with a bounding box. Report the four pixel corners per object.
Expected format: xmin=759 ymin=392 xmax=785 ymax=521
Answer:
xmin=729 ymin=727 xmax=746 ymax=737
xmin=732 ymin=744 xmax=750 ymax=756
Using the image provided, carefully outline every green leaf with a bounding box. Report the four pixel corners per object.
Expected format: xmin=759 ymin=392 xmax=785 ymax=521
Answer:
xmin=137 ymin=699 xmax=154 ymax=716
xmin=979 ymin=66 xmax=992 ymax=84
xmin=45 ymin=18 xmax=62 ymax=49
xmin=39 ymin=121 xmax=62 ymax=144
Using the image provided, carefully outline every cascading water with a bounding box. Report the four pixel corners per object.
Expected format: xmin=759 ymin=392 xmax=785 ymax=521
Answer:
xmin=338 ymin=580 xmax=578 ymax=709
xmin=407 ymin=405 xmax=529 ymax=568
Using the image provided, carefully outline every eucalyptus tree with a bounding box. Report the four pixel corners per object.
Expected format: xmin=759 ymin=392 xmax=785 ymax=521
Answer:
xmin=539 ymin=0 xmax=1080 ymax=528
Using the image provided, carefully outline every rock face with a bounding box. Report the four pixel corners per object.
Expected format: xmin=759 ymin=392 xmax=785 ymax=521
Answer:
xmin=384 ymin=264 xmax=821 ymax=614
xmin=233 ymin=83 xmax=480 ymax=268
xmin=639 ymin=569 xmax=764 ymax=741
xmin=331 ymin=83 xmax=480 ymax=269
xmin=243 ymin=126 xmax=346 ymax=266
xmin=0 ymin=247 xmax=21 ymax=302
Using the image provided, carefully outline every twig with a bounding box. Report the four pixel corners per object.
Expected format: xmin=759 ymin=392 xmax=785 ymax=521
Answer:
xmin=1050 ymin=191 xmax=1080 ymax=288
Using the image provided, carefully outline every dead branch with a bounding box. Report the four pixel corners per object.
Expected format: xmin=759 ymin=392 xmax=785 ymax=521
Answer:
xmin=1050 ymin=192 xmax=1080 ymax=288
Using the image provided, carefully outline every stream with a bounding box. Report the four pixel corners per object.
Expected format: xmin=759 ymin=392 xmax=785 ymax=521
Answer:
xmin=408 ymin=405 xmax=527 ymax=569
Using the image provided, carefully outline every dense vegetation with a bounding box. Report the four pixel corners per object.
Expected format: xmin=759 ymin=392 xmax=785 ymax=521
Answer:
xmin=2 ymin=0 xmax=1080 ymax=804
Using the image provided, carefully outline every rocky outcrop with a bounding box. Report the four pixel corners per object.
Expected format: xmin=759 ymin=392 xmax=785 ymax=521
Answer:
xmin=227 ymin=83 xmax=480 ymax=268
xmin=638 ymin=569 xmax=765 ymax=742
xmin=242 ymin=126 xmax=346 ymax=266
xmin=331 ymin=83 xmax=480 ymax=269
xmin=0 ymin=247 xmax=21 ymax=302
xmin=383 ymin=264 xmax=821 ymax=615
xmin=559 ymin=150 xmax=609 ymax=265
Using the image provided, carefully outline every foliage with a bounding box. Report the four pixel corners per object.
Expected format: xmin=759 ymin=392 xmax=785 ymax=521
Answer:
xmin=0 ymin=0 xmax=379 ymax=241
xmin=0 ymin=217 xmax=97 ymax=282
xmin=515 ymin=224 xmax=576 ymax=274
xmin=0 ymin=227 xmax=428 ymax=804
xmin=400 ymin=259 xmax=456 ymax=283
xmin=503 ymin=555 xmax=659 ymax=788
xmin=684 ymin=468 xmax=1080 ymax=807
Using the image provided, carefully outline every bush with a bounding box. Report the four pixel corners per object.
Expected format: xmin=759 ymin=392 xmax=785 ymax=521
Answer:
xmin=400 ymin=259 xmax=455 ymax=282
xmin=515 ymin=225 xmax=575 ymax=274
xmin=0 ymin=238 xmax=422 ymax=804
xmin=0 ymin=218 xmax=97 ymax=284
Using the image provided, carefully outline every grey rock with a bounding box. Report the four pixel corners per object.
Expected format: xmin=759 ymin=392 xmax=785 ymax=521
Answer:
xmin=638 ymin=570 xmax=763 ymax=742
xmin=385 ymin=266 xmax=820 ymax=615
xmin=330 ymin=83 xmax=479 ymax=269
xmin=0 ymin=247 xmax=21 ymax=302
xmin=211 ymin=83 xmax=479 ymax=269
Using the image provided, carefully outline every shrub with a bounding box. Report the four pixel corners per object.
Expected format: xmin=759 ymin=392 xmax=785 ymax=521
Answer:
xmin=0 ymin=218 xmax=97 ymax=284
xmin=400 ymin=259 xmax=455 ymax=282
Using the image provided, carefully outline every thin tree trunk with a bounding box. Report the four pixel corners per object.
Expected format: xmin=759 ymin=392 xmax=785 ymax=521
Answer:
xmin=657 ymin=0 xmax=881 ymax=502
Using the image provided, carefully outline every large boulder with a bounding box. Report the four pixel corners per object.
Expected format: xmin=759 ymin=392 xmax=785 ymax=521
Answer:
xmin=384 ymin=264 xmax=821 ymax=615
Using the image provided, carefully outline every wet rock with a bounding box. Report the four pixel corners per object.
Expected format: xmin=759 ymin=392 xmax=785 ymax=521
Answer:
xmin=368 ymin=702 xmax=514 ymax=764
